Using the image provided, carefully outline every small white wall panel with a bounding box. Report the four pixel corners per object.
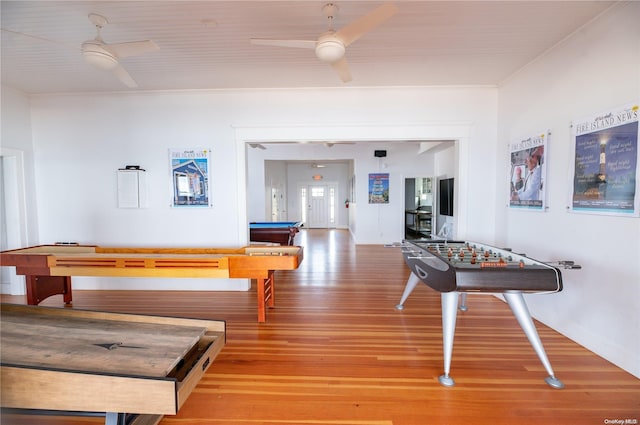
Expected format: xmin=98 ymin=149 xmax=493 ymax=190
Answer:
xmin=117 ymin=170 xmax=147 ymax=208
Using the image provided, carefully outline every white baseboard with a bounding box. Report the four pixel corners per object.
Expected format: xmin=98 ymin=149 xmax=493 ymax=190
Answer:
xmin=71 ymin=277 xmax=251 ymax=291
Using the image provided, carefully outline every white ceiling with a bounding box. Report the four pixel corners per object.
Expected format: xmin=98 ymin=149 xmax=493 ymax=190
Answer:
xmin=1 ymin=1 xmax=615 ymax=95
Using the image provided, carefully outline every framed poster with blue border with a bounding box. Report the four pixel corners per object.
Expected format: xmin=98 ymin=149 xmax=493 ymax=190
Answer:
xmin=569 ymin=103 xmax=639 ymax=217
xmin=169 ymin=148 xmax=212 ymax=207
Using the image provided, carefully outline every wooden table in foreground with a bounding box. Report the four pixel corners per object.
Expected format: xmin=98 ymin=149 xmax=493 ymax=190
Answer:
xmin=0 ymin=303 xmax=226 ymax=425
xmin=0 ymin=244 xmax=303 ymax=323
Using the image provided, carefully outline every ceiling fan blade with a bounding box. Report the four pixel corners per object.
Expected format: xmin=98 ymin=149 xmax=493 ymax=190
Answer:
xmin=330 ymin=56 xmax=352 ymax=83
xmin=250 ymin=38 xmax=316 ymax=49
xmin=106 ymin=40 xmax=159 ymax=59
xmin=335 ymin=2 xmax=398 ymax=47
xmin=1 ymin=28 xmax=79 ymax=51
xmin=112 ymin=64 xmax=138 ymax=88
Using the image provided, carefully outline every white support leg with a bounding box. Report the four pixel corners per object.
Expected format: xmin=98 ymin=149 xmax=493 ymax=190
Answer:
xmin=503 ymin=292 xmax=564 ymax=389
xmin=458 ymin=292 xmax=468 ymax=311
xmin=439 ymin=291 xmax=459 ymax=387
xmin=395 ymin=272 xmax=421 ymax=310
xmin=105 ymin=412 xmax=126 ymax=425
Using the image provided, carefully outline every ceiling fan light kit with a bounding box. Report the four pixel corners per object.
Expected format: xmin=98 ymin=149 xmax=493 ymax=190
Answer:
xmin=82 ymin=42 xmax=118 ymax=70
xmin=315 ymin=36 xmax=345 ymax=63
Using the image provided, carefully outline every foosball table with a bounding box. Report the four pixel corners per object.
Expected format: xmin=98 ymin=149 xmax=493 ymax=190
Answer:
xmin=395 ymin=239 xmax=580 ymax=388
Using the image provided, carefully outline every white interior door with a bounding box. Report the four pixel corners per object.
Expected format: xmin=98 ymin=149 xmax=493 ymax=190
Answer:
xmin=269 ymin=184 xmax=287 ymax=221
xmin=307 ymin=185 xmax=328 ymax=228
xmin=0 ymin=151 xmax=27 ymax=295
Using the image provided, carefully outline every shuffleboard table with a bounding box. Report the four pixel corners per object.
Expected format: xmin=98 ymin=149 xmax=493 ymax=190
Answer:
xmin=249 ymin=221 xmax=302 ymax=245
xmin=0 ymin=244 xmax=303 ymax=323
xmin=1 ymin=303 xmax=226 ymax=425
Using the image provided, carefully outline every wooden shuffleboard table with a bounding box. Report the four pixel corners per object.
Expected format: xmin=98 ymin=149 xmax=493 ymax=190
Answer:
xmin=0 ymin=303 xmax=226 ymax=425
xmin=0 ymin=244 xmax=303 ymax=323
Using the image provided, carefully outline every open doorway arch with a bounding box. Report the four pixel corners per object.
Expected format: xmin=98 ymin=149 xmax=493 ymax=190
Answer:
xmin=234 ymin=123 xmax=471 ymax=244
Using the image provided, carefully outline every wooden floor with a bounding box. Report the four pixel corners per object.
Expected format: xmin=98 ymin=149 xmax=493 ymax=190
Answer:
xmin=2 ymin=229 xmax=639 ymax=425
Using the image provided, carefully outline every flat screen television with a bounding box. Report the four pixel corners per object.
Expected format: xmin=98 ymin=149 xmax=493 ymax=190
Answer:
xmin=439 ymin=178 xmax=454 ymax=216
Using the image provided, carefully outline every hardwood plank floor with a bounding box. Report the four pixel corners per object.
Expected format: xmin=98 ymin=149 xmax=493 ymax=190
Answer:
xmin=2 ymin=229 xmax=639 ymax=425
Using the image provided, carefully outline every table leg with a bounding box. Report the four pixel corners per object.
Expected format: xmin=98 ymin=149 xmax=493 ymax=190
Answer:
xmin=105 ymin=412 xmax=126 ymax=425
xmin=256 ymin=271 xmax=275 ymax=323
xmin=26 ymin=275 xmax=72 ymax=305
xmin=439 ymin=291 xmax=459 ymax=387
xmin=459 ymin=292 xmax=468 ymax=311
xmin=395 ymin=272 xmax=421 ymax=310
xmin=503 ymin=292 xmax=564 ymax=389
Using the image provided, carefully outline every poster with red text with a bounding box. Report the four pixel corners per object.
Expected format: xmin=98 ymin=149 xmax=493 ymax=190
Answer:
xmin=509 ymin=132 xmax=548 ymax=211
xmin=368 ymin=173 xmax=389 ymax=204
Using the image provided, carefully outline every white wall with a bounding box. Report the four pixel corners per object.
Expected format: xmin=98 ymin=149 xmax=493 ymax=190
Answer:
xmin=353 ymin=142 xmax=436 ymax=243
xmin=20 ymin=86 xmax=495 ymax=288
xmin=496 ymin=2 xmax=640 ymax=377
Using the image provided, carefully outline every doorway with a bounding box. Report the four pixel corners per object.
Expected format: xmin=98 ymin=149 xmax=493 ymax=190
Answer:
xmin=404 ymin=176 xmax=434 ymax=239
xmin=237 ymin=124 xmax=470 ymax=244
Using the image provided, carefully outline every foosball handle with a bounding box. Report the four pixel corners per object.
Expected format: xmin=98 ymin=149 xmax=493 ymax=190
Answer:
xmin=557 ymin=260 xmax=582 ymax=269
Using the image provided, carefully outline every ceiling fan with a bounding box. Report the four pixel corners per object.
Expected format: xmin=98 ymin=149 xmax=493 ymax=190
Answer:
xmin=2 ymin=13 xmax=158 ymax=88
xmin=81 ymin=13 xmax=159 ymax=87
xmin=250 ymin=2 xmax=398 ymax=83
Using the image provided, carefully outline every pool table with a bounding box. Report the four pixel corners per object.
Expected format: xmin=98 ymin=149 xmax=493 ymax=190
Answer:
xmin=249 ymin=221 xmax=303 ymax=246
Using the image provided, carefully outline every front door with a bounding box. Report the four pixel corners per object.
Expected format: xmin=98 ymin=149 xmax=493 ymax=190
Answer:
xmin=307 ymin=185 xmax=328 ymax=228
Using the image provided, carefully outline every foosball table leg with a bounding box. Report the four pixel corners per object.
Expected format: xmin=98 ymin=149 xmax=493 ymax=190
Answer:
xmin=438 ymin=291 xmax=459 ymax=387
xmin=395 ymin=272 xmax=421 ymax=310
xmin=105 ymin=412 xmax=126 ymax=425
xmin=503 ymin=292 xmax=564 ymax=389
xmin=458 ymin=292 xmax=468 ymax=312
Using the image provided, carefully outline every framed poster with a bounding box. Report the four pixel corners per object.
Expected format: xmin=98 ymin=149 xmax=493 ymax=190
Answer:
xmin=169 ymin=148 xmax=212 ymax=207
xmin=509 ymin=132 xmax=548 ymax=211
xmin=369 ymin=173 xmax=389 ymax=204
xmin=570 ymin=103 xmax=639 ymax=216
